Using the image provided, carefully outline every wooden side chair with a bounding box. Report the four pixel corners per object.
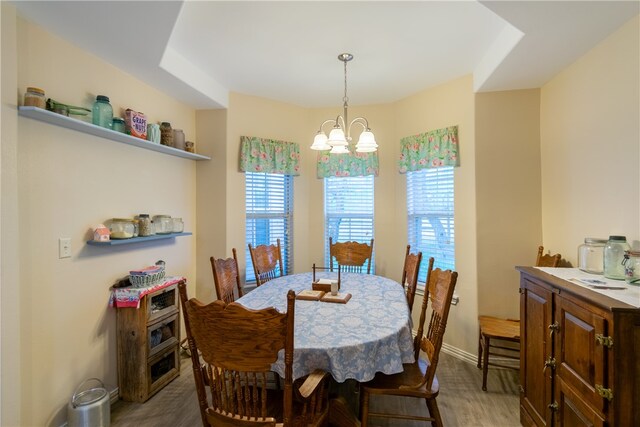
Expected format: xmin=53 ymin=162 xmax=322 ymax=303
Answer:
xmin=329 ymin=237 xmax=374 ymax=274
xmin=178 ymin=283 xmax=331 ymax=427
xmin=360 ymin=268 xmax=458 ymax=427
xmin=401 ymin=245 xmax=430 ymax=313
xmin=210 ymin=248 xmax=243 ymax=303
xmin=477 ymin=245 xmax=562 ymax=391
xmin=248 ymin=239 xmax=284 ymax=286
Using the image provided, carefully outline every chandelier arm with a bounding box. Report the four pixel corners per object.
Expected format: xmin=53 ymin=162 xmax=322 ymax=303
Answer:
xmin=348 ymin=117 xmax=370 ymax=133
xmin=317 ymin=119 xmax=337 ymax=133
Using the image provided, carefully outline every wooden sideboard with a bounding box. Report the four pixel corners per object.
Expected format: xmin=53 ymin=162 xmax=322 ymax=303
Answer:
xmin=518 ymin=267 xmax=640 ymax=426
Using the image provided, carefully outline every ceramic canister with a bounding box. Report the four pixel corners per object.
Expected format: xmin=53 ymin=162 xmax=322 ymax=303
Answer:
xmin=146 ymin=123 xmax=161 ymax=144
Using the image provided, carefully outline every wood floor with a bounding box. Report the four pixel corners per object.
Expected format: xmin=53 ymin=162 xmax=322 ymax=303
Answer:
xmin=111 ymin=350 xmax=520 ymax=427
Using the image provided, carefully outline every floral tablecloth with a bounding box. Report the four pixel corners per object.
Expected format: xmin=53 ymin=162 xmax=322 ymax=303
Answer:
xmin=236 ymin=272 xmax=414 ymax=383
xmin=109 ymin=276 xmax=185 ymax=308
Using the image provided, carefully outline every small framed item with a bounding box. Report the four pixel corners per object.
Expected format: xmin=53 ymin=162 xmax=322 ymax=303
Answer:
xmin=312 ymin=264 xmax=340 ymax=292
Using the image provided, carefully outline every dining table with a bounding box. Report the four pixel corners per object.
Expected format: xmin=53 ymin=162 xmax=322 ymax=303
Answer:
xmin=235 ymin=271 xmax=415 ymax=383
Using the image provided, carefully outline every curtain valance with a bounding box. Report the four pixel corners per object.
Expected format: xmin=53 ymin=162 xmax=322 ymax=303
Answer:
xmin=316 ymin=150 xmax=379 ymax=178
xmin=240 ymin=136 xmax=300 ymax=176
xmin=398 ymin=125 xmax=459 ymax=173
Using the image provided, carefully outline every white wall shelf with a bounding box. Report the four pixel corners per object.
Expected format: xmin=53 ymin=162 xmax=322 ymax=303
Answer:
xmin=18 ymin=106 xmax=211 ymax=161
xmin=87 ymin=232 xmax=192 ymax=246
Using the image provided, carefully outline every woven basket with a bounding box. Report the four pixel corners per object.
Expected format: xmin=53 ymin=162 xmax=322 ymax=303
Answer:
xmin=129 ymin=270 xmax=165 ymax=288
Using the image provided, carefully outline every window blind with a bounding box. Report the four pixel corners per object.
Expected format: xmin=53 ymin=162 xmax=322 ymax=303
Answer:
xmin=324 ymin=175 xmax=375 ymax=271
xmin=245 ymin=172 xmax=293 ymax=283
xmin=407 ymin=167 xmax=455 ymax=283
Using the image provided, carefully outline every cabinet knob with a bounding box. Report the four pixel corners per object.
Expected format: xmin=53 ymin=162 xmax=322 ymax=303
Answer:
xmin=548 ymin=402 xmax=559 ymax=411
xmin=548 ymin=322 xmax=560 ymax=338
xmin=543 ymin=357 xmax=556 ymax=374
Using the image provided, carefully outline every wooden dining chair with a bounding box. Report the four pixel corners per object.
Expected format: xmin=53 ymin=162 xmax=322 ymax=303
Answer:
xmin=477 ymin=245 xmax=562 ymax=391
xmin=360 ymin=268 xmax=458 ymax=427
xmin=401 ymin=245 xmax=429 ymax=313
xmin=329 ymin=237 xmax=374 ymax=274
xmin=178 ymin=283 xmax=331 ymax=427
xmin=210 ymin=248 xmax=243 ymax=303
xmin=248 ymin=239 xmax=284 ymax=286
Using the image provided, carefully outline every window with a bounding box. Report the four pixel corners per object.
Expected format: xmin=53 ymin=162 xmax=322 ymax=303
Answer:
xmin=324 ymin=175 xmax=374 ymax=270
xmin=245 ymin=172 xmax=293 ymax=282
xmin=407 ymin=167 xmax=455 ymax=283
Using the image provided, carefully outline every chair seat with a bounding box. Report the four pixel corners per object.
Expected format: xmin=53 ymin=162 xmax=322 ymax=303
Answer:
xmin=478 ymin=315 xmax=520 ymax=341
xmin=363 ymin=358 xmax=440 ymax=399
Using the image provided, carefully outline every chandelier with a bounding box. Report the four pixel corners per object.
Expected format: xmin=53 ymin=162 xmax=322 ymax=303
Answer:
xmin=310 ymin=53 xmax=378 ymax=154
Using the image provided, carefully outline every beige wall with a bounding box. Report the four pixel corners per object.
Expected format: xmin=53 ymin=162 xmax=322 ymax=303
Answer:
xmin=475 ymin=89 xmax=542 ymax=319
xmin=394 ymin=76 xmax=478 ymax=356
xmin=3 ymin=12 xmax=199 ymax=426
xmin=541 ymin=15 xmax=640 ymax=258
xmin=1 ymin=4 xmax=22 ymax=426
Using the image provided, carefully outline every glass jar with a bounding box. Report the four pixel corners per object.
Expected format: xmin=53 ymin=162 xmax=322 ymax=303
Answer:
xmin=131 ymin=219 xmax=139 ymax=237
xmin=109 ymin=218 xmax=135 ymax=239
xmin=92 ymin=95 xmax=113 ymax=129
xmin=172 ymin=217 xmax=184 ymax=233
xmin=623 ymin=250 xmax=640 ymax=285
xmin=24 ymin=87 xmax=46 ymax=109
xmin=173 ymin=129 xmax=185 ymax=150
xmin=603 ymin=235 xmax=630 ymax=280
xmin=112 ymin=117 xmax=126 ymax=133
xmin=137 ymin=214 xmax=154 ymax=236
xmin=152 ymin=215 xmax=172 ymax=234
xmin=160 ymin=122 xmax=173 ymax=147
xmin=578 ymin=238 xmax=607 ymax=274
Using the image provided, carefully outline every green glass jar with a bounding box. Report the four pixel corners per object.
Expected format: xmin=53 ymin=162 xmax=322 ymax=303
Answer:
xmin=92 ymin=95 xmax=113 ymax=129
xmin=112 ymin=117 xmax=126 ymax=133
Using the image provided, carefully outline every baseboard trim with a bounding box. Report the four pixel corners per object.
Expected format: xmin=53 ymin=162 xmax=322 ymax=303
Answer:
xmin=441 ymin=342 xmax=478 ymax=365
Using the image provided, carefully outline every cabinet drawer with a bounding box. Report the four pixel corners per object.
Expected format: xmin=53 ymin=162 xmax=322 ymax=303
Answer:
xmin=147 ymin=313 xmax=179 ymax=358
xmin=147 ymin=345 xmax=179 ymax=398
xmin=147 ymin=284 xmax=178 ymax=324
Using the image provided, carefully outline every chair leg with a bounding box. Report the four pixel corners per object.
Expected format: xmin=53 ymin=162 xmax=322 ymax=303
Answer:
xmin=477 ymin=328 xmax=483 ymax=369
xmin=426 ymin=397 xmax=443 ymax=427
xmin=359 ymin=389 xmax=369 ymax=427
xmin=482 ymin=335 xmax=490 ymax=391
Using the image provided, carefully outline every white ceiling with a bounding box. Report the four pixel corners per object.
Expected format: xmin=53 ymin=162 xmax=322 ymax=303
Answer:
xmin=11 ymin=1 xmax=639 ymax=109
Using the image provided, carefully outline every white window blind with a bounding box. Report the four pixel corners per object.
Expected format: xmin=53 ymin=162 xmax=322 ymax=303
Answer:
xmin=245 ymin=172 xmax=293 ymax=283
xmin=324 ymin=175 xmax=374 ymax=271
xmin=407 ymin=167 xmax=455 ymax=283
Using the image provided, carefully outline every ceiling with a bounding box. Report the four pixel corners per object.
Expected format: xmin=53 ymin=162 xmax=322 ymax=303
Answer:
xmin=11 ymin=1 xmax=639 ymax=110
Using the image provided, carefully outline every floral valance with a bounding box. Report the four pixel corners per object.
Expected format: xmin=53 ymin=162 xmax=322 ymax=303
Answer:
xmin=398 ymin=125 xmax=459 ymax=173
xmin=240 ymin=136 xmax=300 ymax=176
xmin=316 ymin=150 xmax=379 ymax=178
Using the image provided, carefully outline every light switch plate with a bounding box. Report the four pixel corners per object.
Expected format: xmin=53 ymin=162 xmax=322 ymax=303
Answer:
xmin=59 ymin=237 xmax=71 ymax=259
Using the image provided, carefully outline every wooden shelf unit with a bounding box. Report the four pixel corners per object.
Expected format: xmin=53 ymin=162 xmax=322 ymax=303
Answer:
xmin=116 ymin=281 xmax=183 ymax=402
xmin=18 ymin=106 xmax=210 ymax=160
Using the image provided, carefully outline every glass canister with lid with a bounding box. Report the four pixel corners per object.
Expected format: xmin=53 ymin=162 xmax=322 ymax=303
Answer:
xmin=92 ymin=95 xmax=113 ymax=129
xmin=152 ymin=215 xmax=172 ymax=234
xmin=603 ymin=235 xmax=631 ymax=280
xmin=578 ymin=238 xmax=607 ymax=274
xmin=24 ymin=87 xmax=46 ymax=109
xmin=137 ymin=214 xmax=154 ymax=236
xmin=623 ymin=250 xmax=640 ymax=285
xmin=109 ymin=218 xmax=135 ymax=239
xmin=172 ymin=217 xmax=184 ymax=233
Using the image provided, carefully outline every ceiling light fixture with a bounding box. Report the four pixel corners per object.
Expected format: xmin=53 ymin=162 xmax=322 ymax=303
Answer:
xmin=311 ymin=53 xmax=378 ymax=154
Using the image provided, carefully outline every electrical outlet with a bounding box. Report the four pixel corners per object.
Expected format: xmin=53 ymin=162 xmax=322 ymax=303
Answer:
xmin=451 ymin=294 xmax=459 ymax=306
xmin=59 ymin=237 xmax=71 ymax=259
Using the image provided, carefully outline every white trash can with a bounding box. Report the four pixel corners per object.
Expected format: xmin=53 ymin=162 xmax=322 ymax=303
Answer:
xmin=67 ymin=378 xmax=110 ymax=427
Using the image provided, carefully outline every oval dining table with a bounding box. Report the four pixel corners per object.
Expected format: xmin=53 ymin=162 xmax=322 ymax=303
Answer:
xmin=236 ymin=271 xmax=415 ymax=383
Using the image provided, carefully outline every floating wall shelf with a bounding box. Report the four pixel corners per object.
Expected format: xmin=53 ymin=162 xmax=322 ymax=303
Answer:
xmin=87 ymin=232 xmax=192 ymax=246
xmin=18 ymin=106 xmax=211 ymax=161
